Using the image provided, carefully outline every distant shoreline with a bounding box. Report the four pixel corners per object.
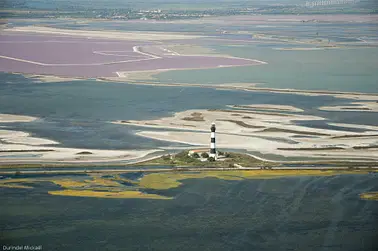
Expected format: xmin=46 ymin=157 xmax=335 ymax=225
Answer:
xmin=11 ymin=72 xmax=378 ymax=99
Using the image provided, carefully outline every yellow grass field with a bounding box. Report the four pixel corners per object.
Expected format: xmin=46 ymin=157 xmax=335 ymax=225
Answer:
xmin=1 ymin=169 xmax=375 ymax=199
xmin=138 ymin=170 xmax=372 ymax=190
xmin=0 ymin=183 xmax=33 ymax=189
xmin=48 ymin=189 xmax=171 ymax=199
xmin=359 ymin=192 xmax=378 ymax=201
xmin=0 ymin=178 xmax=35 ymax=189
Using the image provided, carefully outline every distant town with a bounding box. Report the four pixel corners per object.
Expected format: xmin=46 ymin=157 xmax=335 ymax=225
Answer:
xmin=1 ymin=0 xmax=376 ymax=21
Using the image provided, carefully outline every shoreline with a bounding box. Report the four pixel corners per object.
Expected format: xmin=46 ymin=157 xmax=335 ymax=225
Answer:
xmin=1 ymin=166 xmax=377 ymax=176
xmin=4 ymin=26 xmax=205 ymax=41
xmin=2 ymin=154 xmax=378 ymax=170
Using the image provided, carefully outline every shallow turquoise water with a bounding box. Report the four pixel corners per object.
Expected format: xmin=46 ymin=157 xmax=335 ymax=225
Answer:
xmin=155 ymin=44 xmax=378 ymax=93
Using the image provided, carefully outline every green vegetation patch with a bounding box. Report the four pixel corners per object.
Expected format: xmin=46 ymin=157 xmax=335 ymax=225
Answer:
xmin=0 ymin=174 xmax=169 ymax=200
xmin=76 ymin=151 xmax=93 ymax=155
xmin=182 ymin=112 xmax=205 ymax=122
xmin=138 ymin=151 xmax=273 ymax=169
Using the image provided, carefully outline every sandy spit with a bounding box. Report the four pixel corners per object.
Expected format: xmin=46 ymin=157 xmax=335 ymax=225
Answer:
xmin=0 ymin=114 xmax=37 ymax=123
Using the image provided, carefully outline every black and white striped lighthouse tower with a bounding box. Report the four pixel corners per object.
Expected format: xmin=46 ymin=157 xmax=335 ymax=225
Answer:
xmin=210 ymin=122 xmax=217 ymax=159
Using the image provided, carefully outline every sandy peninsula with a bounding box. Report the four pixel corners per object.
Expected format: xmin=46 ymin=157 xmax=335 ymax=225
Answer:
xmin=0 ymin=129 xmax=59 ymax=145
xmin=0 ymin=114 xmax=160 ymax=165
xmin=0 ymin=113 xmax=37 ymax=123
xmin=23 ymin=74 xmax=81 ymax=83
xmin=0 ymin=143 xmax=159 ymax=165
xmin=0 ymin=129 xmax=159 ymax=164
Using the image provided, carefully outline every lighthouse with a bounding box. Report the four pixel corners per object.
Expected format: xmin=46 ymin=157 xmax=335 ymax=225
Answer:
xmin=210 ymin=122 xmax=217 ymax=159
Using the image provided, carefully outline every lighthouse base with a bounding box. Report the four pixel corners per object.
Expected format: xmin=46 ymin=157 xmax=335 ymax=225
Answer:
xmin=209 ymin=152 xmax=217 ymax=160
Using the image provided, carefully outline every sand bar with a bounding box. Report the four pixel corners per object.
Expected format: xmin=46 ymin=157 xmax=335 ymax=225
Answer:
xmin=0 ymin=142 xmax=160 ymax=164
xmin=102 ymin=80 xmax=378 ymax=102
xmin=114 ymin=107 xmax=378 ymax=161
xmin=228 ymin=104 xmax=304 ymax=112
xmin=23 ymin=74 xmax=81 ymax=83
xmin=0 ymin=130 xmax=59 ymax=145
xmin=319 ymin=101 xmax=378 ymax=112
xmin=0 ymin=113 xmax=37 ymax=123
xmin=0 ymin=117 xmax=160 ymax=164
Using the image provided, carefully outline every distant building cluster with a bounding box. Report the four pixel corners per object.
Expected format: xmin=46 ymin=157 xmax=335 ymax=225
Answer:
xmin=305 ymin=0 xmax=359 ymax=7
xmin=138 ymin=9 xmax=162 ymax=14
